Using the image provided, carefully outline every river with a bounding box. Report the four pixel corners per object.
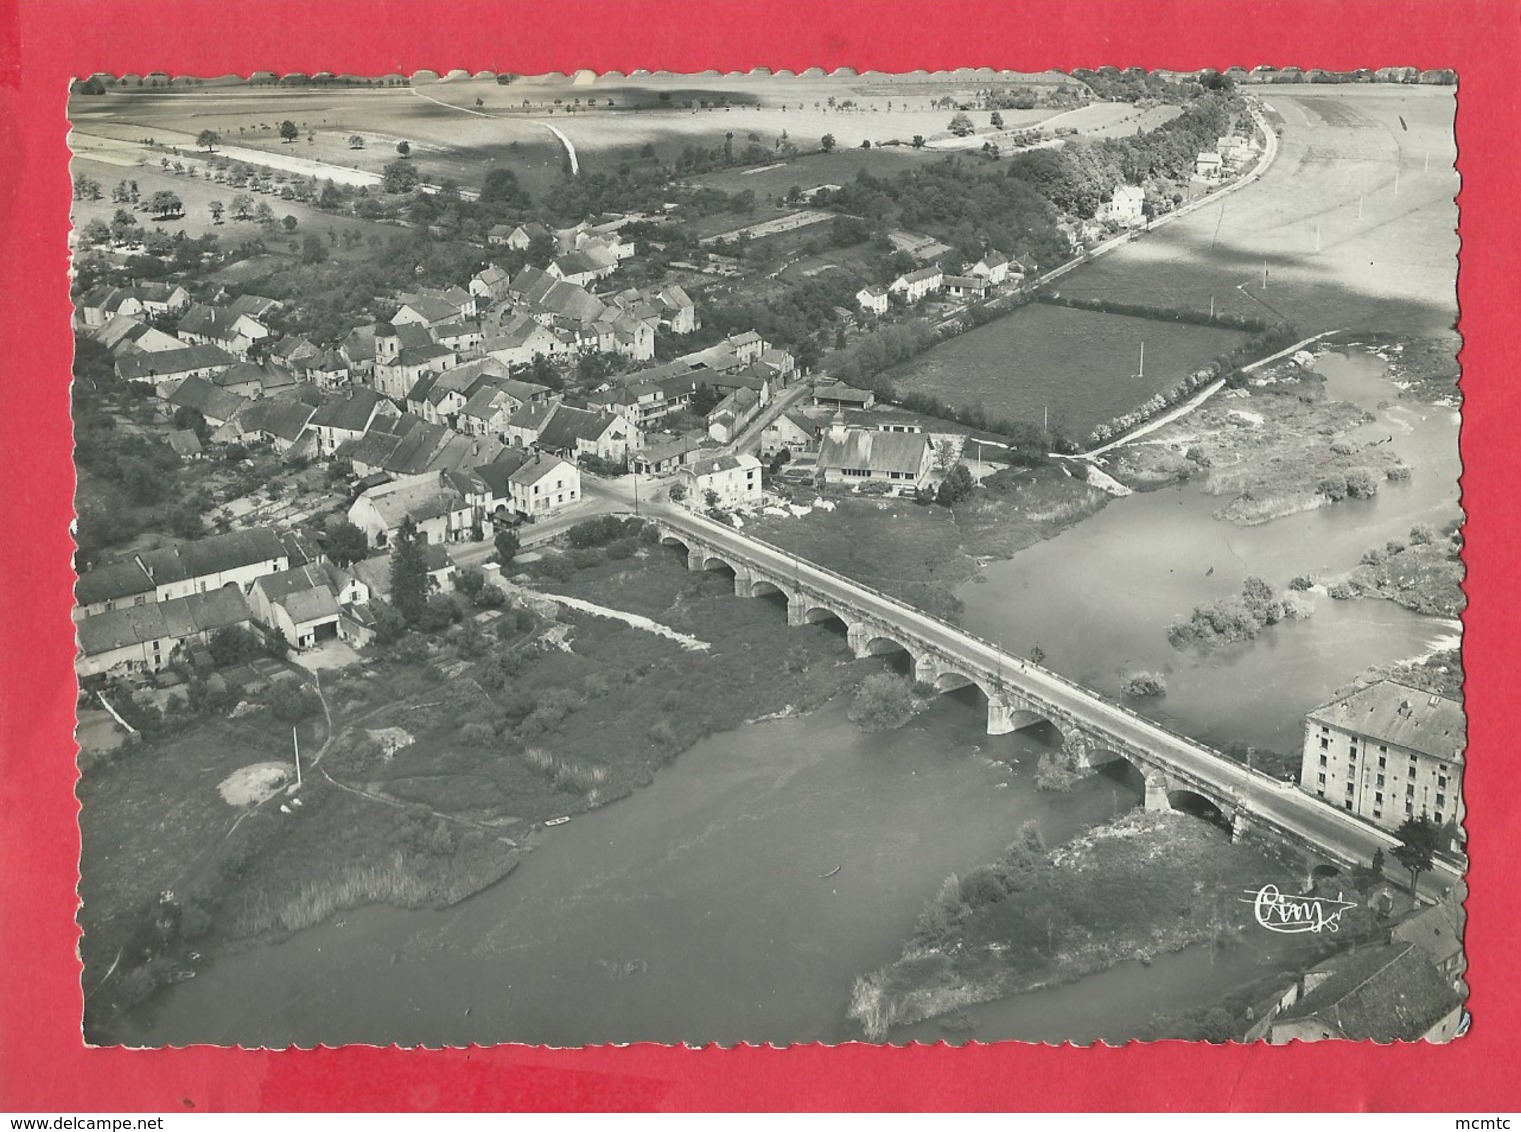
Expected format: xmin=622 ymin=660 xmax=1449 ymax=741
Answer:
xmin=128 ymin=345 xmax=1453 ymax=1049
xmin=958 ymin=348 xmax=1462 ymax=757
xmin=124 ymin=88 xmax=1460 ymax=1049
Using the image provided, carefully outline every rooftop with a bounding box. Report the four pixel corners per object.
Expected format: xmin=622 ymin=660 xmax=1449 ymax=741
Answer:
xmin=1308 ymin=681 xmax=1465 ymax=763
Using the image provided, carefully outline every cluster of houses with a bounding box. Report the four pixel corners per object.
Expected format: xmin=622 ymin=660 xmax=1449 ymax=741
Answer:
xmin=856 ymin=246 xmax=1025 ymax=314
xmin=1195 ymin=133 xmax=1258 ymax=182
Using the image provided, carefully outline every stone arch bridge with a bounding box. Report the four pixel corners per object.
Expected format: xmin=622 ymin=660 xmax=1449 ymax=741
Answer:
xmin=650 ymin=508 xmax=1443 ymax=876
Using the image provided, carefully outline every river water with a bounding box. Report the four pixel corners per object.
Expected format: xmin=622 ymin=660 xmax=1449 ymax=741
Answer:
xmin=130 ymin=350 xmax=1456 ymax=1049
xmin=959 ymin=349 xmax=1462 ymax=757
xmin=125 ymin=88 xmax=1461 ymax=1048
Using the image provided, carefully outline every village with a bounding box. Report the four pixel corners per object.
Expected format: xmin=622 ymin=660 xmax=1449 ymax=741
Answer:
xmin=63 ymin=68 xmax=1468 ymax=1050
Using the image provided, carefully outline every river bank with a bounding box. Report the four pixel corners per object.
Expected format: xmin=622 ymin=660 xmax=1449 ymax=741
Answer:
xmin=81 ymin=537 xmax=882 ymax=1041
xmin=747 ymin=465 xmax=1111 ymax=623
xmin=848 ymin=809 xmax=1295 ymax=1039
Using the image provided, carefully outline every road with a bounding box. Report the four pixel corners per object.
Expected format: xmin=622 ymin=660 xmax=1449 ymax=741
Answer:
xmin=648 ymin=504 xmax=1463 ymax=901
xmin=725 ymin=381 xmax=814 ymax=457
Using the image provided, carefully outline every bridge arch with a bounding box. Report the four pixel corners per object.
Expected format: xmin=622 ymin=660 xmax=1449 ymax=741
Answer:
xmin=858 ymin=633 xmax=913 ymax=658
xmin=799 ymin=603 xmax=851 ymax=629
xmin=750 ymin=578 xmax=791 ymax=600
xmin=696 ymin=552 xmax=741 ymax=576
xmin=1086 ymin=747 xmax=1148 ymax=791
xmin=1167 ymin=789 xmax=1233 ymax=832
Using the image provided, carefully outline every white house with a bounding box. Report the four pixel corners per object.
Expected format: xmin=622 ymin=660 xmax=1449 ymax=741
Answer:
xmin=680 ymin=453 xmax=762 ymax=510
xmin=970 ymin=251 xmax=1011 ymax=285
xmin=347 ymin=480 xmax=473 ymax=548
xmin=888 ymin=266 xmax=943 ymax=304
xmin=508 ymin=454 xmax=582 ymax=518
xmin=1195 ymin=151 xmax=1224 ymax=180
xmin=856 ymin=285 xmax=889 ymax=315
xmin=250 ymin=564 xmax=344 ymax=651
xmin=1099 ymin=184 xmax=1146 ymax=227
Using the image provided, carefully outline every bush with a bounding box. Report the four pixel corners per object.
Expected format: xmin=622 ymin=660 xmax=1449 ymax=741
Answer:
xmin=534 ymin=557 xmax=574 ymax=583
xmin=568 ymin=547 xmax=603 ymax=570
xmin=1288 ymin=574 xmax=1315 ymax=591
xmin=454 ymin=566 xmax=485 ymax=598
xmin=847 ymin=672 xmax=917 ymax=731
xmin=1327 ymin=581 xmax=1357 ymax=600
xmin=1408 ymin=523 xmax=1436 ymax=545
xmin=936 ymin=463 xmax=976 ymax=506
xmin=1317 ymin=473 xmax=1348 ymax=501
xmin=474 ymin=584 xmax=507 ymax=609
xmin=266 ymin=680 xmax=319 ymax=723
xmin=606 ymin=537 xmax=638 ymax=561
xmin=1386 ymin=465 xmax=1412 ymax=482
xmin=1345 ymin=468 xmax=1379 ymax=499
xmin=458 ymin=721 xmax=497 ymax=744
xmin=566 ymin=515 xmax=640 ymax=549
xmin=1122 ymin=671 xmax=1167 ymax=697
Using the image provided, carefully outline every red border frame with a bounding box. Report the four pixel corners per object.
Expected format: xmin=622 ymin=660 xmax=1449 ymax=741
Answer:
xmin=3 ymin=0 xmax=1517 ymax=1112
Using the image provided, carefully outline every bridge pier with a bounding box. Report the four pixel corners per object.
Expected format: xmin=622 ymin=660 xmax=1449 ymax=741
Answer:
xmin=1231 ymin=809 xmax=1254 ymax=844
xmin=987 ymin=696 xmax=1018 ymax=736
xmin=684 ymin=548 xmax=705 ymax=572
xmin=730 ymin=566 xmax=753 ymax=597
xmin=913 ymin=654 xmax=941 ymax=686
xmin=1143 ymin=771 xmax=1172 ymax=813
xmin=786 ymin=598 xmax=808 ymax=627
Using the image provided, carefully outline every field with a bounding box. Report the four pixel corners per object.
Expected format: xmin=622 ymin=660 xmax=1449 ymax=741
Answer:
xmin=70 ymin=148 xmax=406 ymax=254
xmin=69 ymin=70 xmax=1159 ymax=209
xmin=1051 ymin=86 xmax=1459 ymax=336
xmin=891 ymin=303 xmax=1253 ymax=437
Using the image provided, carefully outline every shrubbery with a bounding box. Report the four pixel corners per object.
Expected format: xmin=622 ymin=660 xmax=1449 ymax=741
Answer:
xmin=1122 ymin=671 xmax=1167 ymax=697
xmin=847 ymin=672 xmax=918 ymax=731
xmin=1167 ymin=575 xmax=1311 ymax=650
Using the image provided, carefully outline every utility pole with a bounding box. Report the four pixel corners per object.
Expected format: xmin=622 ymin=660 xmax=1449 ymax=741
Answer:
xmin=292 ymin=726 xmax=302 ymax=787
xmin=632 ymin=459 xmax=640 ymax=517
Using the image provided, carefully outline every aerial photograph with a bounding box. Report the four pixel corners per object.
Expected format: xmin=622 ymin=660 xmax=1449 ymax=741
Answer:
xmin=67 ymin=65 xmax=1465 ymax=1049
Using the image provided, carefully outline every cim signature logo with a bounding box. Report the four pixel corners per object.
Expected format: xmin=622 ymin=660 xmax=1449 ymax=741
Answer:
xmin=1241 ymin=884 xmax=1358 ymax=934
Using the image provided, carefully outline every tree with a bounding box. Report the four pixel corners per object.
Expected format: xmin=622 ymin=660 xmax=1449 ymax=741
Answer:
xmin=480 ymin=167 xmax=530 ymax=207
xmin=230 ymin=193 xmax=254 ymax=220
xmin=820 ymin=133 xmax=837 ymax=153
xmin=493 ymin=527 xmax=519 ymax=567
xmin=300 ymin=232 xmax=327 ymax=264
xmin=390 ymin=517 xmax=430 ymax=625
xmin=1391 ymin=815 xmax=1440 ymax=894
xmin=948 ymin=112 xmax=975 ymax=137
xmin=281 ymin=214 xmax=299 ymax=232
xmin=936 ymin=463 xmax=975 ymax=505
xmin=196 ymin=129 xmax=220 ymax=152
xmin=279 ymin=119 xmax=299 ymax=143
xmin=668 ymin=483 xmax=688 ymax=502
xmin=208 ymin=199 xmax=225 ymax=224
xmin=912 ymin=134 xmax=926 ymax=149
xmin=381 ymin=160 xmax=420 ymax=193
xmin=348 ymin=134 xmax=365 ymax=150
xmin=990 ymin=110 xmax=1004 ymax=129
xmin=146 ymin=190 xmax=183 ymax=219
xmin=396 ymin=140 xmax=411 ymax=158
xmin=525 ymin=232 xmax=556 ymax=268
xmin=253 ymin=201 xmax=276 ymax=228
xmin=325 ymin=520 xmax=369 ymax=568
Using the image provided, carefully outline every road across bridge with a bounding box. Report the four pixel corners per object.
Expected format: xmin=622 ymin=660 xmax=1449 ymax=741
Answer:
xmin=648 ymin=504 xmax=1462 ymax=895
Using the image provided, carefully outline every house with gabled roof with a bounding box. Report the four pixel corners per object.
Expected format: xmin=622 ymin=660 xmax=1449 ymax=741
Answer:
xmin=310 ymin=387 xmax=397 ymax=457
xmin=372 ymin=328 xmax=458 ymax=400
xmin=469 ymin=263 xmax=513 ymax=303
xmin=816 ymin=420 xmax=933 ymax=488
xmin=233 ymin=394 xmax=319 ymax=452
xmin=533 ymin=403 xmax=634 ymax=463
xmin=888 ymin=265 xmax=944 ymax=304
xmin=484 ymin=313 xmax=570 ymax=369
xmin=94 ymin=314 xmax=183 ymax=357
xmin=227 ymin=293 xmax=283 ymax=320
xmin=508 ymin=453 xmax=581 ymax=518
xmin=549 ymin=247 xmax=618 ymax=288
xmin=347 ymin=479 xmax=472 ymax=548
xmin=166 ymin=376 xmax=249 ymax=428
xmin=249 ymin=563 xmax=348 ymax=650
xmin=679 ymin=453 xmax=762 ymax=510
xmin=856 ymin=285 xmax=889 ymax=315
xmin=178 ymin=304 xmax=271 ymax=359
xmin=502 ymin=222 xmax=554 ymax=251
xmin=116 ymin=344 xmax=236 ymax=388
xmin=632 ymin=431 xmax=709 ymax=475
xmin=761 ymin=409 xmax=824 ymax=456
xmin=109 ymin=526 xmax=291 ymax=605
xmin=75 ymin=587 xmax=254 ymax=679
xmin=1265 ymin=943 xmax=1464 ymax=1044
xmin=969 ymin=250 xmax=1012 ymax=285
xmin=76 ymin=286 xmax=145 ymax=328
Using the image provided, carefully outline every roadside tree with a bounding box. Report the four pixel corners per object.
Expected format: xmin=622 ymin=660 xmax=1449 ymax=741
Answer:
xmin=820 ymin=133 xmax=836 ymax=153
xmin=348 ymin=134 xmax=365 ymax=149
xmin=493 ymin=528 xmax=520 ymax=566
xmin=396 ymin=140 xmax=411 ymax=158
xmin=279 ymin=119 xmax=299 ymax=143
xmin=1391 ymin=815 xmax=1440 ymax=894
xmin=948 ymin=112 xmax=975 ymax=137
xmin=196 ymin=129 xmax=220 ymax=152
